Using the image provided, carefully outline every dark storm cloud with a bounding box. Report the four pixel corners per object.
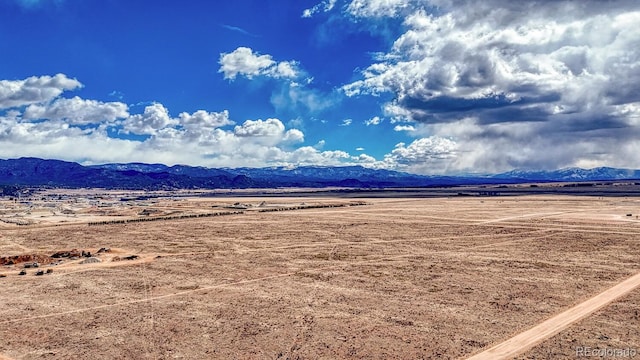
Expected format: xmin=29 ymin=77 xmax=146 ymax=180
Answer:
xmin=339 ymin=0 xmax=640 ymax=172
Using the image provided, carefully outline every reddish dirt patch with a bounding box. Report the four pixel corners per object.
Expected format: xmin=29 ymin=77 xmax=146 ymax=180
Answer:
xmin=0 ymin=254 xmax=53 ymax=266
xmin=1 ymin=248 xmax=107 ymax=266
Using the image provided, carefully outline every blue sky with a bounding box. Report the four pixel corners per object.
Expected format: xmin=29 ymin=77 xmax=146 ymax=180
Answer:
xmin=1 ymin=0 xmax=640 ymax=174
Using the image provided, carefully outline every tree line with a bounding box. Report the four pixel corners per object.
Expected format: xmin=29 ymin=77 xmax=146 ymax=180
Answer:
xmin=87 ymin=211 xmax=244 ymax=226
xmin=86 ymin=202 xmax=368 ymax=226
xmin=257 ymin=202 xmax=367 ymax=213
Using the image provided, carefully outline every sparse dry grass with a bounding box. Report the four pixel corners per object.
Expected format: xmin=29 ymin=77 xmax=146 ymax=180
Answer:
xmin=0 ymin=194 xmax=639 ymax=359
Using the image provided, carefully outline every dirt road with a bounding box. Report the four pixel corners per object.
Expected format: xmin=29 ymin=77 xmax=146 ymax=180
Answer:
xmin=466 ymin=271 xmax=640 ymax=360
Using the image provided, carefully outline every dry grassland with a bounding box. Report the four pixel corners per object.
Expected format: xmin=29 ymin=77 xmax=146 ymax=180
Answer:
xmin=0 ymin=194 xmax=639 ymax=359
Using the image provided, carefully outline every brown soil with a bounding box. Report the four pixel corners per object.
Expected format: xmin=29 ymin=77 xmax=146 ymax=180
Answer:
xmin=0 ymin=194 xmax=639 ymax=359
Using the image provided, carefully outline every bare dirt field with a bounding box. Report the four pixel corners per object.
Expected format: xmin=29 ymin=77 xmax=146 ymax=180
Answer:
xmin=1 ymin=192 xmax=639 ymax=359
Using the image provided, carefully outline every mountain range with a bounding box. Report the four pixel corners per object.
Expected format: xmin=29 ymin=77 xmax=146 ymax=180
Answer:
xmin=0 ymin=157 xmax=639 ymax=190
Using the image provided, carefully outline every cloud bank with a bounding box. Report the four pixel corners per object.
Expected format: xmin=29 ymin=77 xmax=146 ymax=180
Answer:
xmin=0 ymin=74 xmax=376 ymax=169
xmin=307 ymin=0 xmax=640 ymax=173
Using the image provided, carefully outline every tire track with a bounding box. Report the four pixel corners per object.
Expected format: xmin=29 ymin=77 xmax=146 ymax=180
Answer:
xmin=0 ymin=237 xmax=30 ymax=252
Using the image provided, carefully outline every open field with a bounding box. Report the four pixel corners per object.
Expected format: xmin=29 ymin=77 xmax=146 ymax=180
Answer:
xmin=1 ymin=192 xmax=639 ymax=359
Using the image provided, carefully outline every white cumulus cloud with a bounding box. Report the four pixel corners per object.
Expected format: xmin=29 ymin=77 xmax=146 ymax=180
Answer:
xmin=234 ymin=118 xmax=285 ymax=137
xmin=364 ymin=116 xmax=382 ymax=126
xmin=23 ymin=96 xmax=129 ymax=124
xmin=178 ymin=110 xmax=234 ymax=130
xmin=382 ymin=136 xmax=458 ymax=173
xmin=0 ymin=74 xmax=82 ymax=109
xmin=302 ymin=0 xmax=337 ymax=17
xmin=233 ymin=118 xmax=305 ymax=146
xmin=123 ymin=103 xmax=178 ymax=135
xmin=393 ymin=124 xmax=415 ymax=132
xmin=219 ymin=47 xmax=301 ymax=80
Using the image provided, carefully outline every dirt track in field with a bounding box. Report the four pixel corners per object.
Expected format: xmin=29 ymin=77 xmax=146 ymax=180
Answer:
xmin=467 ymin=271 xmax=640 ymax=359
